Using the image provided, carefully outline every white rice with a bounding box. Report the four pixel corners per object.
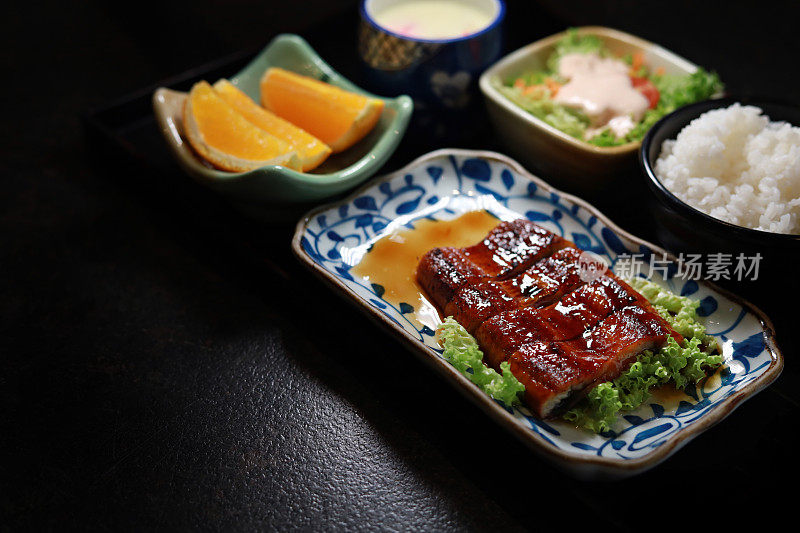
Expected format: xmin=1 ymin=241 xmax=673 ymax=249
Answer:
xmin=654 ymin=103 xmax=800 ymax=234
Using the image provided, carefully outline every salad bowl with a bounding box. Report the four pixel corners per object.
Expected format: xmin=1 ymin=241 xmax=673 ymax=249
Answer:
xmin=153 ymin=34 xmax=413 ymax=209
xmin=292 ymin=149 xmax=783 ymax=479
xmin=479 ymin=26 xmax=707 ymax=190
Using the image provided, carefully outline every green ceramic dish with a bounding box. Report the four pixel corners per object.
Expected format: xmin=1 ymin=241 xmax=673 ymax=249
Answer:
xmin=153 ymin=34 xmax=413 ymax=205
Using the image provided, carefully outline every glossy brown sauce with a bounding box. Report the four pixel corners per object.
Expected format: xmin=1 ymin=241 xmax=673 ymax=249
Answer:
xmin=647 ymin=362 xmax=726 ymax=411
xmin=649 ymin=384 xmax=692 ymax=410
xmin=701 ymin=364 xmax=725 ymax=392
xmin=352 ymin=211 xmax=499 ymax=330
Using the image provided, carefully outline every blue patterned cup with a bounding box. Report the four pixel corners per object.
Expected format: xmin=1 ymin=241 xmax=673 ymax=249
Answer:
xmin=359 ymin=0 xmax=505 ymax=139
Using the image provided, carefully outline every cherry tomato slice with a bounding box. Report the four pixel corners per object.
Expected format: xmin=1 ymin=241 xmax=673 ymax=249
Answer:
xmin=631 ymin=76 xmax=660 ymax=108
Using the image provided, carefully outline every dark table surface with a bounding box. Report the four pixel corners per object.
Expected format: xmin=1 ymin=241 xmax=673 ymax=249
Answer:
xmin=3 ymin=0 xmax=798 ymax=530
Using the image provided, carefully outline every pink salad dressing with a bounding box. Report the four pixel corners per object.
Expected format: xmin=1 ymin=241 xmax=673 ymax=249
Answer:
xmin=554 ymin=53 xmax=650 ymax=139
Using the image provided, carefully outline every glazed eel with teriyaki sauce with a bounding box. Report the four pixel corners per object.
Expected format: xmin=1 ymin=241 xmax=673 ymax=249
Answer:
xmin=416 ymin=219 xmax=682 ymax=418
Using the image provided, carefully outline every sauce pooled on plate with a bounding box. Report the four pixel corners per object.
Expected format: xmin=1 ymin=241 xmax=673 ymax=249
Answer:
xmin=352 ymin=211 xmax=499 ymax=330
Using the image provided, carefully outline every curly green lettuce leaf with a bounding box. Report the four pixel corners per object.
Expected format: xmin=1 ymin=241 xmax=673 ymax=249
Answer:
xmin=628 ymin=277 xmax=717 ymax=344
xmin=584 ymin=129 xmax=620 ymax=147
xmin=546 ymin=28 xmax=605 ymax=72
xmin=656 ymin=68 xmax=724 ymax=109
xmin=564 ymin=280 xmax=723 ymax=433
xmin=562 ymin=382 xmax=621 ymax=433
xmin=437 ymin=317 xmax=524 ymax=406
xmin=625 ymin=68 xmax=723 ymax=142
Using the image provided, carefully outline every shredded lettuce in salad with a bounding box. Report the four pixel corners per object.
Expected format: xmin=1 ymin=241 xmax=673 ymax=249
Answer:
xmin=563 ymin=278 xmax=723 ymax=433
xmin=437 ymin=317 xmax=525 ymax=407
xmin=497 ymin=29 xmax=724 ymax=146
xmin=436 ymin=278 xmax=723 ymax=434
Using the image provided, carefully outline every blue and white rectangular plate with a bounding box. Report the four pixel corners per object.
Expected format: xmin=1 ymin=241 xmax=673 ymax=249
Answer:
xmin=291 ymin=149 xmax=783 ymax=479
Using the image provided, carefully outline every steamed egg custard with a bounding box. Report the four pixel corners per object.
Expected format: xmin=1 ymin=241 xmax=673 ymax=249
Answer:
xmin=370 ymin=0 xmax=497 ymax=40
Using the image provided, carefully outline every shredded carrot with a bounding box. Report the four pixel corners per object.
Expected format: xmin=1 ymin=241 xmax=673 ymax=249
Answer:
xmin=655 ymin=66 xmax=665 ymax=76
xmin=513 ymin=78 xmax=525 ymax=89
xmin=631 ymin=51 xmax=644 ymax=72
xmin=522 ymin=85 xmax=548 ymax=99
xmin=544 ymin=77 xmax=561 ymax=97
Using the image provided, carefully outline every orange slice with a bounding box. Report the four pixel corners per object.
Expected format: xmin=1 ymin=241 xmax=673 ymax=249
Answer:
xmin=260 ymin=67 xmax=385 ymax=153
xmin=183 ymin=80 xmax=299 ymax=172
xmin=213 ymin=79 xmax=332 ymax=172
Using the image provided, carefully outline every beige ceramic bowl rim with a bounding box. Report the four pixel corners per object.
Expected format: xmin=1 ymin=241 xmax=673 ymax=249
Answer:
xmin=291 ymin=148 xmax=784 ymax=479
xmin=479 ymin=26 xmax=701 ymax=156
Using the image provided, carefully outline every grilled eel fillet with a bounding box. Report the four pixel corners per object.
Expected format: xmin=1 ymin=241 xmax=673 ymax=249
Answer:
xmin=415 ymin=219 xmax=570 ymax=312
xmin=416 ymin=219 xmax=682 ymax=418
